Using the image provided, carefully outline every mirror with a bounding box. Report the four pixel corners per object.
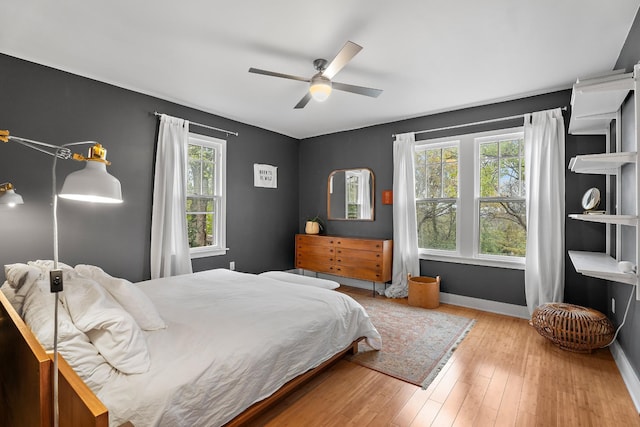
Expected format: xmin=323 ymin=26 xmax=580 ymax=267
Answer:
xmin=581 ymin=187 xmax=601 ymax=213
xmin=327 ymin=168 xmax=374 ymax=221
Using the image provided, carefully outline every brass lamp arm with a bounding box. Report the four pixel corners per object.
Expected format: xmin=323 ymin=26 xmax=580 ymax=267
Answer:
xmin=1 ymin=130 xmax=102 ymax=161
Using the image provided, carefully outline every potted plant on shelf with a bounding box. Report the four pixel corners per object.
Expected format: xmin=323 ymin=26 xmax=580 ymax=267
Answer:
xmin=305 ymin=215 xmax=325 ymax=235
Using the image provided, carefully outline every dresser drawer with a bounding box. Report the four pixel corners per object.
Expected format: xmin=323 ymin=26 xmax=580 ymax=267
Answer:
xmin=335 ymin=248 xmax=383 ymax=263
xmin=334 ymin=238 xmax=385 ymax=251
xmin=296 ymin=244 xmax=334 ymax=258
xmin=333 ymin=265 xmax=384 ymax=282
xmin=295 ymin=257 xmax=335 ymax=274
xmin=296 ymin=234 xmax=336 ymax=247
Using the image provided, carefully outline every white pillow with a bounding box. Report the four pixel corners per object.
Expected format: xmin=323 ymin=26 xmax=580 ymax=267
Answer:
xmin=27 ymin=259 xmax=73 ymax=273
xmin=21 ymin=280 xmax=115 ymax=392
xmin=0 ymin=281 xmax=20 ymax=312
xmin=4 ymin=263 xmax=42 ymax=290
xmin=63 ymin=272 xmax=151 ymax=374
xmin=259 ymin=271 xmax=340 ymax=290
xmin=74 ymin=265 xmax=166 ymax=331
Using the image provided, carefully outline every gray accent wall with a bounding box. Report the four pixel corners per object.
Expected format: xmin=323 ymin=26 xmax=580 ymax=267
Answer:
xmin=299 ymin=91 xmax=608 ymax=308
xmin=0 ymin=54 xmax=299 ymax=283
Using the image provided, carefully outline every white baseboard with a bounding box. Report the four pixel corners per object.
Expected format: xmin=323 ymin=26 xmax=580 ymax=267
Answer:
xmin=439 ymin=292 xmax=530 ymax=319
xmin=610 ymin=341 xmax=640 ymax=413
xmin=289 ymin=269 xmax=529 ymax=318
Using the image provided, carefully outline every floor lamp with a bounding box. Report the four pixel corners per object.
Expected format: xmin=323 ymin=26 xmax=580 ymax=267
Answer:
xmin=0 ymin=129 xmax=123 ymax=427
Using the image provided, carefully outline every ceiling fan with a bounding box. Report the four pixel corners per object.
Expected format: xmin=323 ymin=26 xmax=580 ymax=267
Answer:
xmin=248 ymin=41 xmax=383 ymax=109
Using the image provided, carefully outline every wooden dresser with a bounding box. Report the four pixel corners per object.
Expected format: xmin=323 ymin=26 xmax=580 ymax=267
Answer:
xmin=295 ymin=234 xmax=392 ymax=294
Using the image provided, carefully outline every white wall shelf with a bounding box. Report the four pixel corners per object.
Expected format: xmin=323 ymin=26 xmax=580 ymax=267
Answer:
xmin=569 ymin=70 xmax=634 ymax=135
xmin=568 ymin=251 xmax=637 ymax=286
xmin=568 ymin=64 xmax=639 ymax=300
xmin=568 ymin=214 xmax=638 ymax=226
xmin=568 ymin=152 xmax=636 ymax=174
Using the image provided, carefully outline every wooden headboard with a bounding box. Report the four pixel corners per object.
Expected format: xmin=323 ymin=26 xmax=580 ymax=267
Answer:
xmin=0 ymin=291 xmax=108 ymax=427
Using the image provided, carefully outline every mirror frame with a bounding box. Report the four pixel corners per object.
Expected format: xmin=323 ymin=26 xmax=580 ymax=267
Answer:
xmin=327 ymin=167 xmax=375 ymax=221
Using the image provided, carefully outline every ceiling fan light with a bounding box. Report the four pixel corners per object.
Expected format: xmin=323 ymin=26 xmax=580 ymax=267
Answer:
xmin=310 ymin=75 xmax=332 ymax=102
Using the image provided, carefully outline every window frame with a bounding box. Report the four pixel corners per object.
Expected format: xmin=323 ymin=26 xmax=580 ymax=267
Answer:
xmin=414 ymin=139 xmax=460 ymax=255
xmin=186 ymin=133 xmax=227 ymax=258
xmin=416 ymin=127 xmax=525 ymax=270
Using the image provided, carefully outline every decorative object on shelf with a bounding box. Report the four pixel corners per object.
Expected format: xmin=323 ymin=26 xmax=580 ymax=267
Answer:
xmin=304 ymin=215 xmax=324 ymax=234
xmin=407 ymin=274 xmax=440 ymax=309
xmin=617 ymin=261 xmax=637 ymax=274
xmin=530 ymin=303 xmax=614 ymax=353
xmin=581 ymin=187 xmax=603 ymax=214
xmin=0 ymin=128 xmax=123 ymax=427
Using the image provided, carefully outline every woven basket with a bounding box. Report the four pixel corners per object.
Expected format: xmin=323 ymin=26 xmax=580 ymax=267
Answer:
xmin=530 ymin=303 xmax=614 ymax=353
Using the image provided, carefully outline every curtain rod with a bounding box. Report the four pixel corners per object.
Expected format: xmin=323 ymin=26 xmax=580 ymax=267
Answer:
xmin=153 ymin=112 xmax=239 ymax=137
xmin=392 ymin=106 xmax=568 ymax=138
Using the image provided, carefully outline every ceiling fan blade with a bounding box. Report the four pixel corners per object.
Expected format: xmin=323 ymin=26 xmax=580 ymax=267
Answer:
xmin=248 ymin=67 xmax=310 ymax=83
xmin=332 ymin=82 xmax=383 ymax=98
xmin=322 ymin=41 xmax=362 ymax=79
xmin=294 ymin=92 xmax=312 ymax=109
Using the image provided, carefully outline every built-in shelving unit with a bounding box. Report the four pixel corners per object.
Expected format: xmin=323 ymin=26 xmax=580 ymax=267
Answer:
xmin=567 ymin=64 xmax=639 ymax=299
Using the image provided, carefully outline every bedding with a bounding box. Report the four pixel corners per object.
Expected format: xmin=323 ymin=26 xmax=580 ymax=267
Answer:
xmin=62 ymin=271 xmax=151 ymax=374
xmin=95 ymin=268 xmax=381 ymax=427
xmin=74 ymin=264 xmax=166 ymax=331
xmin=259 ymin=270 xmax=341 ymax=289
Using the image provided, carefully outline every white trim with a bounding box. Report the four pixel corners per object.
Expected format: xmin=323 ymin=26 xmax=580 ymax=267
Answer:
xmin=187 ymin=133 xmax=227 ymax=258
xmin=293 ymin=269 xmax=529 ymax=318
xmin=610 ymin=341 xmax=640 ymax=413
xmin=419 ymin=253 xmax=525 ymax=270
xmin=439 ymin=292 xmax=530 ymax=319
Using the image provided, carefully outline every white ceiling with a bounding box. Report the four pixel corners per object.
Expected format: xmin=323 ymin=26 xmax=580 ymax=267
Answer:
xmin=1 ymin=1 xmax=639 ymax=139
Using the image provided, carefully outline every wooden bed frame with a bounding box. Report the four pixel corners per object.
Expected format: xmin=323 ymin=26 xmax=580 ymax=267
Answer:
xmin=0 ymin=291 xmax=360 ymax=426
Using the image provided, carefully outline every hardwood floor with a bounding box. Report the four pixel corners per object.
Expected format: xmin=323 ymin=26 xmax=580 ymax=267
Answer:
xmin=247 ymin=286 xmax=640 ymax=426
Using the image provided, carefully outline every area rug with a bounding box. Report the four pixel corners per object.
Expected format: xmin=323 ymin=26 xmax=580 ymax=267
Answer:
xmin=346 ymin=294 xmax=475 ymax=389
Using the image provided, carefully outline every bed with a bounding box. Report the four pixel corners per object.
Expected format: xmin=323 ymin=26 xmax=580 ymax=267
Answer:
xmin=0 ymin=264 xmax=382 ymax=426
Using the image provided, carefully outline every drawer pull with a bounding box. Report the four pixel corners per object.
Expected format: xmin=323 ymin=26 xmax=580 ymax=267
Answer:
xmin=329 ymin=240 xmax=334 ymax=244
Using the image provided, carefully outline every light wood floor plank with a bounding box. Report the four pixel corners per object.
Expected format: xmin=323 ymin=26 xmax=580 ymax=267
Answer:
xmin=247 ymin=286 xmax=640 ymax=427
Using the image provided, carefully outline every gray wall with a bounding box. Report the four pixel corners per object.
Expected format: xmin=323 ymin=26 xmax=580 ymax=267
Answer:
xmin=299 ymin=91 xmax=607 ymax=308
xmin=609 ymin=10 xmax=640 ymax=381
xmin=0 ymin=54 xmax=299 ymax=283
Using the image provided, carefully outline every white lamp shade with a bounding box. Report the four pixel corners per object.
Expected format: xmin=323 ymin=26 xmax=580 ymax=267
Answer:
xmin=0 ymin=188 xmax=24 ymax=206
xmin=310 ymin=75 xmax=332 ymax=102
xmin=59 ymin=161 xmax=123 ymax=204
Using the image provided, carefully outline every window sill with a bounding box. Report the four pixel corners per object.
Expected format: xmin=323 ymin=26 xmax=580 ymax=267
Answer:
xmin=419 ymin=253 xmax=525 ymax=270
xmin=190 ymin=248 xmax=228 ymax=259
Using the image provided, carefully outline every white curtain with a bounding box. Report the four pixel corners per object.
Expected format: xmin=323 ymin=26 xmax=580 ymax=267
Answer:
xmin=385 ymin=132 xmax=420 ymax=298
xmin=150 ymin=114 xmax=193 ymax=279
xmin=524 ymin=108 xmax=565 ymax=314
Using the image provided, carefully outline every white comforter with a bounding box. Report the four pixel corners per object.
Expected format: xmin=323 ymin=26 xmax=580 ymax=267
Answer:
xmin=98 ymin=269 xmax=381 ymax=427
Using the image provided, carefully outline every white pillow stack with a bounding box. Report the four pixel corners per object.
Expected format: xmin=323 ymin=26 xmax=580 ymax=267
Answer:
xmin=62 ymin=270 xmax=151 ymax=374
xmin=21 ymin=280 xmax=116 ymax=391
xmin=74 ymin=264 xmax=166 ymax=331
xmin=4 ymin=260 xmax=167 ymax=392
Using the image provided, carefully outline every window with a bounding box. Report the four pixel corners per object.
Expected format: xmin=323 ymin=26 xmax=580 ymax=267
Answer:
xmin=477 ymin=134 xmax=526 ymax=258
xmin=186 ymin=133 xmax=226 ymax=258
xmin=414 ymin=127 xmax=525 ymax=268
xmin=415 ymin=142 xmax=459 ymax=251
